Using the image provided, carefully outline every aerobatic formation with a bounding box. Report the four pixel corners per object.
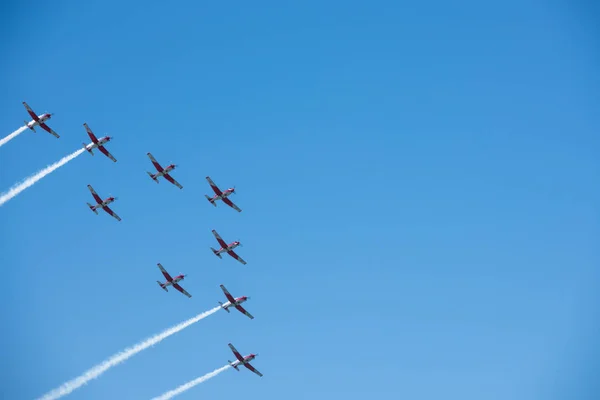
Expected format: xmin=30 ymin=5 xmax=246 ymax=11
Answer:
xmin=1 ymin=101 xmax=262 ymax=399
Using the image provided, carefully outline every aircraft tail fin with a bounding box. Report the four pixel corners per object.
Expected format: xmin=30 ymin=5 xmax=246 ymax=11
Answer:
xmin=157 ymin=281 xmax=168 ymax=291
xmin=211 ymin=247 xmax=223 ymax=259
xmin=147 ymin=171 xmax=158 ymax=182
xmin=228 ymin=361 xmax=239 ymax=371
xmin=219 ymin=301 xmax=230 ymax=312
xmin=205 ymin=195 xmax=217 ymax=206
xmin=86 ymin=203 xmax=98 ymax=214
xmin=26 ymin=122 xmax=35 ymax=132
xmin=83 ymin=143 xmax=93 ymax=155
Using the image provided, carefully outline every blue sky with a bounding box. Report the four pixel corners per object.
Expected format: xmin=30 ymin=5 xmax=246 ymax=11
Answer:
xmin=1 ymin=1 xmax=598 ymax=399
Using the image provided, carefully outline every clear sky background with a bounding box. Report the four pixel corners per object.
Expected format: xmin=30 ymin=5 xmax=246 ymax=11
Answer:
xmin=0 ymin=1 xmax=598 ymax=399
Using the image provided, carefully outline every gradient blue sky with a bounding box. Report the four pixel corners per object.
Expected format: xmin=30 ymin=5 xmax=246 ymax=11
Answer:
xmin=1 ymin=1 xmax=598 ymax=399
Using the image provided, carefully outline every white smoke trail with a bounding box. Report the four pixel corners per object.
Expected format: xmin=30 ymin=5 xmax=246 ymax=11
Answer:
xmin=0 ymin=148 xmax=85 ymax=207
xmin=151 ymin=365 xmax=231 ymax=400
xmin=36 ymin=306 xmax=221 ymax=400
xmin=0 ymin=126 xmax=27 ymax=147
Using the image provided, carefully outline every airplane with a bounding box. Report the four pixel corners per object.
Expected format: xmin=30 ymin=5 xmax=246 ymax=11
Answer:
xmin=86 ymin=184 xmax=121 ymax=221
xmin=156 ymin=263 xmax=191 ymax=298
xmin=227 ymin=343 xmax=262 ymax=377
xmin=22 ymin=101 xmax=59 ymax=138
xmin=82 ymin=123 xmax=117 ymax=162
xmin=205 ymin=176 xmax=241 ymax=212
xmin=218 ymin=284 xmax=254 ymax=319
xmin=210 ymin=229 xmax=246 ymax=265
xmin=146 ymin=152 xmax=183 ymax=189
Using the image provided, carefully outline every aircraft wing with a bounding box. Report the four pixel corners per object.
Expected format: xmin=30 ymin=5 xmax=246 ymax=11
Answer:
xmin=83 ymin=123 xmax=99 ymax=143
xmin=205 ymin=176 xmax=223 ymax=195
xmin=164 ymin=173 xmax=183 ymax=189
xmin=219 ymin=284 xmax=236 ymax=303
xmin=228 ymin=343 xmax=244 ymax=362
xmin=147 ymin=153 xmax=164 ymax=172
xmin=173 ymin=283 xmax=192 ymax=298
xmin=222 ymin=197 xmax=242 ymax=212
xmin=22 ymin=102 xmax=39 ymax=120
xmin=102 ymin=205 xmax=121 ymax=221
xmin=244 ymin=363 xmax=263 ymax=377
xmin=98 ymin=146 xmax=117 ymax=162
xmin=235 ymin=305 xmax=254 ymax=320
xmin=39 ymin=123 xmax=59 ymax=138
xmin=227 ymin=250 xmax=247 ymax=265
xmin=87 ymin=184 xmax=103 ymax=204
xmin=211 ymin=230 xmax=228 ymax=249
xmin=157 ymin=263 xmax=173 ymax=282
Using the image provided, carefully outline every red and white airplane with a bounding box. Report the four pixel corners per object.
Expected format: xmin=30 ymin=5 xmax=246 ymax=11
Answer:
xmin=146 ymin=153 xmax=183 ymax=189
xmin=228 ymin=343 xmax=262 ymax=377
xmin=22 ymin=101 xmax=59 ymax=138
xmin=83 ymin=123 xmax=117 ymax=162
xmin=210 ymin=229 xmax=246 ymax=265
xmin=156 ymin=263 xmax=191 ymax=298
xmin=219 ymin=284 xmax=254 ymax=319
xmin=205 ymin=176 xmax=241 ymax=212
xmin=86 ymin=184 xmax=121 ymax=221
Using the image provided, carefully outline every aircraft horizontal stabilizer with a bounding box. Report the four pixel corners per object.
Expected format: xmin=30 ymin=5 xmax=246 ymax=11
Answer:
xmin=219 ymin=301 xmax=230 ymax=312
xmin=157 ymin=281 xmax=168 ymax=291
xmin=205 ymin=195 xmax=217 ymax=206
xmin=83 ymin=143 xmax=93 ymax=154
xmin=211 ymin=247 xmax=222 ymax=259
xmin=147 ymin=171 xmax=158 ymax=182
xmin=87 ymin=203 xmax=98 ymax=214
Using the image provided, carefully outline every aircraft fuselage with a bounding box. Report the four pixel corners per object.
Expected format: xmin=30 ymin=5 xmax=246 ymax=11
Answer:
xmin=221 ymin=297 xmax=247 ymax=310
xmin=163 ymin=276 xmax=184 ymax=287
xmin=161 ymin=165 xmax=175 ymax=175
xmin=91 ymin=198 xmax=114 ymax=209
xmin=26 ymin=114 xmax=50 ymax=129
xmin=212 ymin=189 xmax=233 ymax=201
xmin=86 ymin=137 xmax=109 ymax=151
xmin=230 ymin=355 xmax=255 ymax=368
xmin=216 ymin=242 xmax=239 ymax=255
xmin=152 ymin=165 xmax=175 ymax=179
